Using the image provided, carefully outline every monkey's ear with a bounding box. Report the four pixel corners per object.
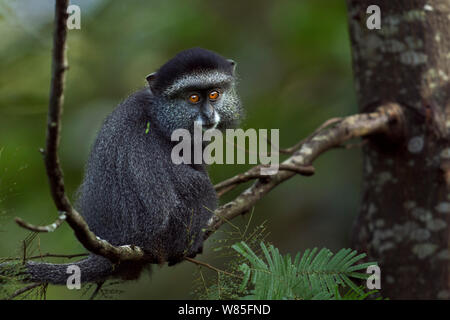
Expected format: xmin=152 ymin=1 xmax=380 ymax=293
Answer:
xmin=146 ymin=72 xmax=157 ymax=94
xmin=228 ymin=59 xmax=236 ymax=74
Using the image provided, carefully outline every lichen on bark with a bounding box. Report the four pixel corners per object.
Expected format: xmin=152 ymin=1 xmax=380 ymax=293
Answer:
xmin=347 ymin=0 xmax=450 ymax=299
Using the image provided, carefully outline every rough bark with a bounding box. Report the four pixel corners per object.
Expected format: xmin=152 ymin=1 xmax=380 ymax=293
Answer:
xmin=347 ymin=0 xmax=450 ymax=299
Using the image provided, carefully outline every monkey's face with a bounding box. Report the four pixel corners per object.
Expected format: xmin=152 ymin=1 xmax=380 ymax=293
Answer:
xmin=152 ymin=78 xmax=242 ymax=137
xmin=147 ymin=48 xmax=244 ymax=136
xmin=179 ymin=87 xmax=225 ymax=130
xmin=176 ymin=81 xmax=241 ymax=130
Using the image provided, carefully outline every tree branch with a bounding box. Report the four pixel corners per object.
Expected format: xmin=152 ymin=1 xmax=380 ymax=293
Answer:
xmin=14 ymin=0 xmax=146 ymax=263
xmin=205 ymin=102 xmax=404 ymax=238
xmin=275 ymin=117 xmax=343 ymax=154
xmin=14 ymin=214 xmax=66 ymax=233
xmin=215 ymin=164 xmax=315 ymax=197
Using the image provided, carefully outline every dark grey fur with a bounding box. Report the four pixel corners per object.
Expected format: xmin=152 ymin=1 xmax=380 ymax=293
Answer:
xmin=5 ymin=48 xmax=243 ymax=285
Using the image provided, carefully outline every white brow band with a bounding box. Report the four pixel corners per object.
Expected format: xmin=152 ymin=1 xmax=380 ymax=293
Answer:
xmin=164 ymin=71 xmax=233 ymax=96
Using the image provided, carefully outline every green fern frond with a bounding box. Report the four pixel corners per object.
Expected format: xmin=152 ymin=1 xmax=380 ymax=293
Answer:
xmin=232 ymin=241 xmax=377 ymax=300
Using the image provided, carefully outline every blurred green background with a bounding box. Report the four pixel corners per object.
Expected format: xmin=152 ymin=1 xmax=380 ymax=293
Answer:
xmin=0 ymin=0 xmax=361 ymax=299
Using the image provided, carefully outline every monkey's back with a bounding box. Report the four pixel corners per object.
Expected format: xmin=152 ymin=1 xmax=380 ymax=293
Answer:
xmin=77 ymin=89 xmax=217 ymax=264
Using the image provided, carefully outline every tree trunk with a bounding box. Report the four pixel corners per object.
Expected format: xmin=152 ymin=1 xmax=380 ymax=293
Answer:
xmin=346 ymin=0 xmax=450 ymax=299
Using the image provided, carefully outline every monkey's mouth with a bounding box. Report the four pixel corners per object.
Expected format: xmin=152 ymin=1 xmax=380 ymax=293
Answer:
xmin=202 ymin=122 xmax=218 ymax=130
xmin=202 ymin=111 xmax=221 ymax=131
xmin=194 ymin=113 xmax=220 ymax=131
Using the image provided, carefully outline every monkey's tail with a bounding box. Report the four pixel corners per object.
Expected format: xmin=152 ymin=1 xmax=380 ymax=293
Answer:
xmin=1 ymin=255 xmax=113 ymax=285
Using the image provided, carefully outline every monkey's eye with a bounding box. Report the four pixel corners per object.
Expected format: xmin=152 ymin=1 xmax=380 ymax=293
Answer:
xmin=209 ymin=91 xmax=220 ymax=101
xmin=188 ymin=94 xmax=200 ymax=104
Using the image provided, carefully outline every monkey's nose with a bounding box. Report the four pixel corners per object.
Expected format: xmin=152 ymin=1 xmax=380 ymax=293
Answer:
xmin=201 ymin=104 xmax=216 ymax=127
xmin=202 ymin=104 xmax=215 ymax=119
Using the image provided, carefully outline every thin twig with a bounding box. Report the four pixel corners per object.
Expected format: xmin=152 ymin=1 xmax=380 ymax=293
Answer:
xmin=278 ymin=164 xmax=315 ymax=175
xmin=22 ymin=240 xmax=26 ymax=265
xmin=8 ymin=283 xmax=42 ymax=300
xmin=15 ymin=214 xmax=66 ymax=233
xmin=215 ymin=164 xmax=315 ymax=197
xmin=89 ymin=281 xmax=105 ymax=300
xmin=185 ymin=257 xmax=242 ymax=279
